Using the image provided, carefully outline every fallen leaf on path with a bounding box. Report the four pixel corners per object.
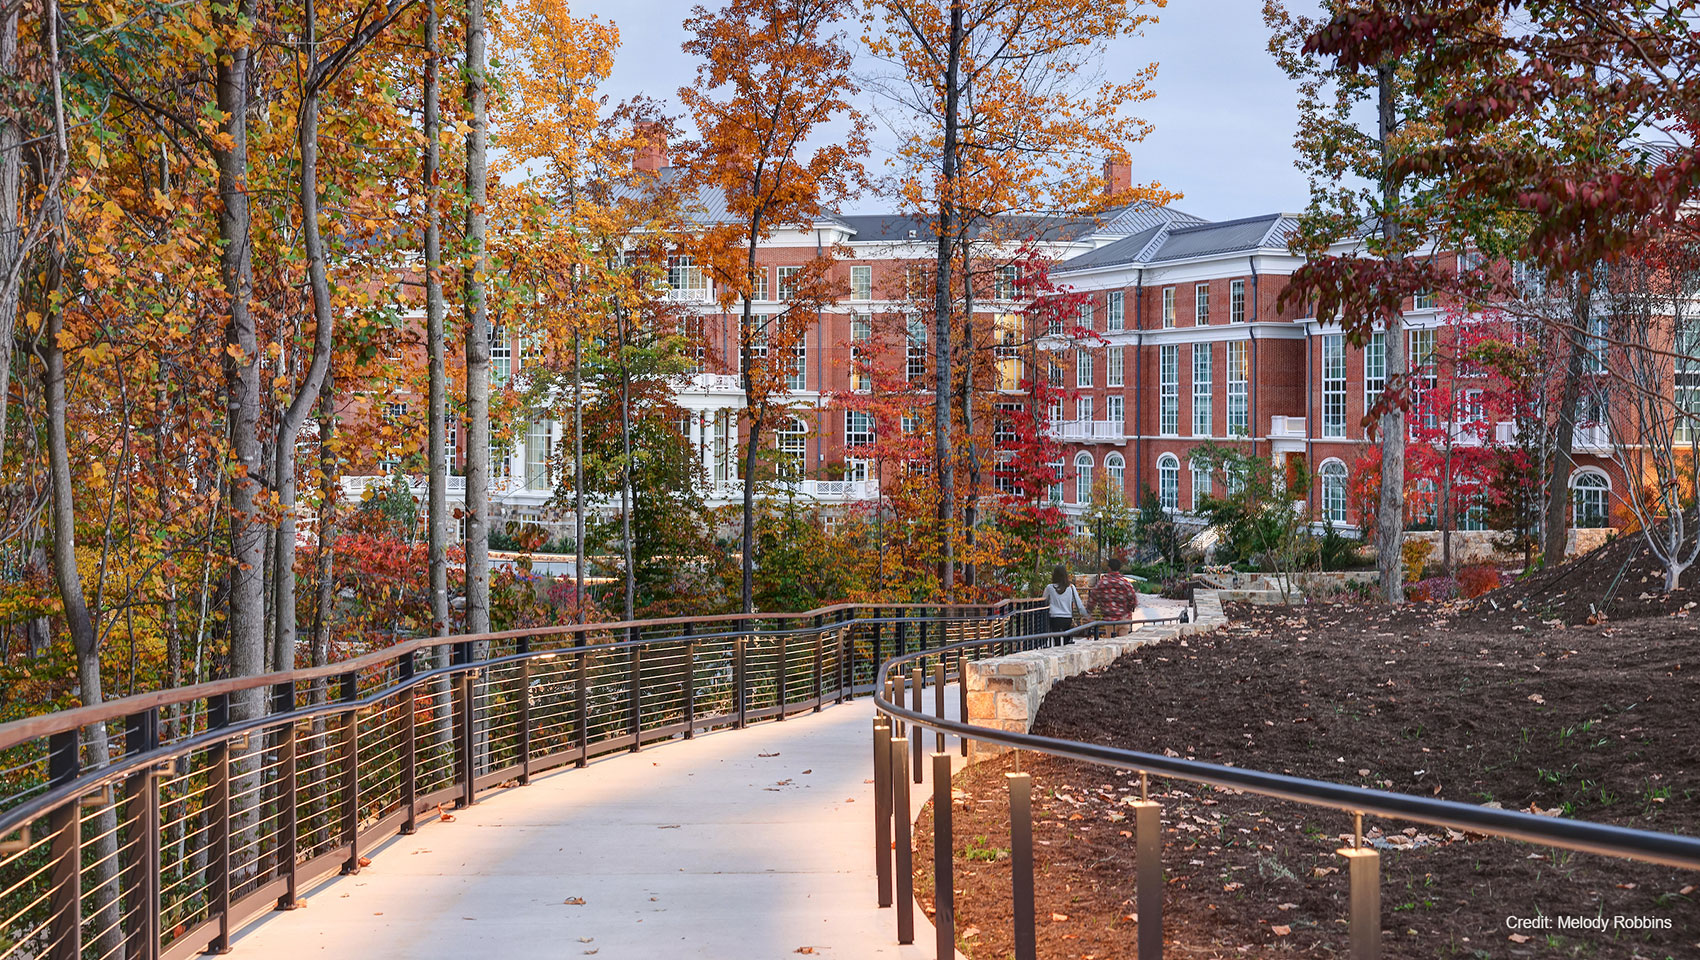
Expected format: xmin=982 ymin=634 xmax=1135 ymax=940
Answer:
xmin=1050 ymin=912 xmax=1069 ymax=922
xmin=358 ymin=857 xmax=372 ymax=867
xmin=759 ymin=752 xmax=780 ymax=757
xmin=563 ymin=897 xmax=586 ymax=905
xmin=1272 ymin=925 xmax=1291 ymax=936
xmin=1509 ymin=934 xmax=1531 ymax=944
xmin=794 ymin=948 xmax=817 ymax=955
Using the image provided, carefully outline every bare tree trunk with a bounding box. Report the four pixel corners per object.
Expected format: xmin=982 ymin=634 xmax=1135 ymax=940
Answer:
xmin=932 ymin=0 xmax=964 ymax=599
xmin=619 ymin=330 xmax=635 ymax=621
xmin=573 ymin=329 xmax=585 ymax=620
xmin=462 ymin=0 xmax=491 ymax=636
xmin=958 ymin=236 xmax=978 ymax=592
xmin=425 ymin=0 xmax=449 ymax=639
xmin=1374 ymin=63 xmax=1406 ymax=605
xmin=1543 ymin=275 xmax=1593 ymax=565
xmin=0 ymin=5 xmax=19 ymax=473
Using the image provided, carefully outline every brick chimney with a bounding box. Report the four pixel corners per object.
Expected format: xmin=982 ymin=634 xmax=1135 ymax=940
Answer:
xmin=1103 ymin=157 xmax=1131 ymax=196
xmin=634 ymin=121 xmax=668 ymax=174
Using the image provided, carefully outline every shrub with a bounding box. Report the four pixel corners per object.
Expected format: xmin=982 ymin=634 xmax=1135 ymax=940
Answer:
xmin=1407 ymin=575 xmax=1457 ymax=603
xmin=1401 ymin=539 xmax=1435 ymax=583
xmin=1456 ymin=563 xmax=1502 ymax=599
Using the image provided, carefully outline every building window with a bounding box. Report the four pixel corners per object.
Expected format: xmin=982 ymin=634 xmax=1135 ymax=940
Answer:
xmin=995 ymin=313 xmax=1024 ymax=391
xmin=1226 ymin=340 xmax=1249 ymax=436
xmin=1584 ymin=312 xmax=1608 ymax=373
xmin=525 ymin=420 xmax=553 ymax=491
xmin=751 ymin=267 xmax=769 ymax=301
xmin=994 ymin=403 xmax=1021 ymax=447
xmin=786 ymin=338 xmax=807 ymax=391
xmin=775 ymin=417 xmax=808 ymax=480
xmin=907 ymin=318 xmax=927 ymax=382
xmin=1160 ymin=345 xmax=1179 ymax=436
xmin=1191 ymin=458 xmax=1212 ymax=510
xmin=777 ymin=266 xmax=803 ymax=301
xmin=845 ymin=409 xmax=876 ymax=451
xmin=1105 ymin=452 xmax=1125 ymax=490
xmin=1413 ymin=290 xmax=1436 ymax=311
xmin=993 ymin=264 xmax=1019 ymax=301
xmin=1158 ymin=454 xmax=1179 ymax=511
xmin=1411 ymin=478 xmax=1438 ymax=529
xmin=1107 ymin=291 xmax=1125 ymax=332
xmin=384 ymin=401 xmax=409 ymax=422
xmin=1230 ymin=278 xmax=1246 ymax=323
xmin=1322 ymin=334 xmax=1346 ymax=438
xmin=1076 ymin=396 xmax=1093 ymax=423
xmin=850 ymin=265 xmax=873 ymax=301
xmin=1364 ymin=331 xmax=1386 ymax=428
xmin=1573 ymin=472 xmax=1609 ymax=528
xmin=667 ymin=255 xmax=709 ymax=301
xmin=1195 ymin=283 xmax=1210 ymax=325
xmin=1319 ymin=459 xmax=1348 ymax=525
xmin=1409 ymin=328 xmax=1438 ymax=432
xmin=1162 ymin=287 xmax=1175 ymax=328
xmin=1074 ymin=452 xmax=1094 ymax=503
xmin=490 ymin=324 xmax=511 ymax=385
xmin=1192 ymin=344 xmax=1212 ymax=437
xmin=1076 ymin=349 xmax=1093 ymax=388
xmin=1048 ymin=457 xmax=1065 ymax=504
xmin=850 ymin=314 xmax=872 ymax=391
xmin=1677 ymin=322 xmax=1700 ymax=442
xmin=1106 ymin=347 xmax=1124 ymax=388
xmin=1079 ymin=301 xmax=1095 ymax=332
xmin=1106 ymin=395 xmax=1124 ymax=426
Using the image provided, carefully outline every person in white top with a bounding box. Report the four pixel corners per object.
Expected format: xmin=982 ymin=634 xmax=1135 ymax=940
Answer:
xmin=1042 ymin=564 xmax=1087 ymax=643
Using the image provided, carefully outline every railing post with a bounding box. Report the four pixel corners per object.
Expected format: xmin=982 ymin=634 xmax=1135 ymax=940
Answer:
xmin=957 ymin=652 xmax=969 ymax=758
xmin=1133 ymin=783 xmax=1163 ymax=960
xmin=399 ymin=652 xmax=418 ymax=834
xmin=124 ymin=708 xmax=162 ymax=960
xmin=1341 ymin=837 xmax=1381 ymax=960
xmin=910 ymin=667 xmax=924 ymax=785
xmin=873 ymin=718 xmax=892 ymax=908
xmin=517 ymin=635 xmax=532 ymax=784
xmin=574 ymin=648 xmax=590 ymax=768
xmin=454 ymin=645 xmax=476 ymax=808
xmin=891 ymin=734 xmax=913 ymax=945
xmin=895 ymin=617 xmax=907 ymax=659
xmin=1008 ymin=772 xmax=1036 ymax=960
xmin=681 ymin=627 xmax=696 ymax=739
xmin=837 ymin=619 xmax=849 ymax=704
xmin=933 ymin=659 xmax=946 ymax=754
xmin=628 ymin=627 xmax=643 ymax=752
xmin=735 ymin=618 xmax=748 ymax=729
xmin=47 ymin=730 xmax=81 ymax=960
xmin=776 ymin=625 xmax=788 ymax=720
xmin=339 ymin=672 xmax=361 ymax=875
xmin=873 ymin=621 xmax=884 ymax=682
xmin=813 ymin=616 xmax=825 ymax=712
xmin=932 ymin=752 xmax=954 ymax=960
xmin=270 ymin=684 xmax=299 ymax=909
xmin=206 ymin=693 xmax=232 ymax=954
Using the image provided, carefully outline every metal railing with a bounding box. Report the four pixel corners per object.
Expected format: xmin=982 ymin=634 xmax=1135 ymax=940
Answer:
xmin=868 ymin=618 xmax=1700 ymax=960
xmin=0 ymin=600 xmax=1048 ymax=960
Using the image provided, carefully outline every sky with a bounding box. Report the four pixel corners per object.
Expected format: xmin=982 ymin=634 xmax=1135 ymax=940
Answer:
xmin=569 ymin=0 xmax=1312 ymax=222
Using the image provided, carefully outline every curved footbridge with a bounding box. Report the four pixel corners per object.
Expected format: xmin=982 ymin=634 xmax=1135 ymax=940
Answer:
xmin=235 ymin=601 xmax=1192 ymax=960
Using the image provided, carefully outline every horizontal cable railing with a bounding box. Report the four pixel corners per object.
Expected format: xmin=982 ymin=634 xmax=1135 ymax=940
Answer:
xmin=0 ymin=600 xmax=1048 ymax=960
xmin=869 ymin=618 xmax=1700 ymax=960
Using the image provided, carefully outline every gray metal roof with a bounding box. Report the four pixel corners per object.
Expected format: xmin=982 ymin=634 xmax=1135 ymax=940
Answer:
xmin=1095 ymin=202 xmax=1208 ymax=237
xmin=1056 ymin=212 xmax=1303 ymax=275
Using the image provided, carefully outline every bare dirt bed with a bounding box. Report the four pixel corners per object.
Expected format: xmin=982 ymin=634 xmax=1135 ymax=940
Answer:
xmin=914 ymin=600 xmax=1700 ymax=959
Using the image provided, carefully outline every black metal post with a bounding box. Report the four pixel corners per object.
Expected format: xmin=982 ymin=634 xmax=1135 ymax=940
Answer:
xmin=399 ymin=652 xmax=418 ymax=833
xmin=124 ymin=708 xmax=163 ymax=959
xmin=874 ymin=719 xmax=892 ymax=908
xmin=735 ymin=619 xmax=748 ymax=729
xmin=340 ymin=672 xmax=360 ymax=874
xmin=47 ymin=730 xmax=80 ymax=960
xmin=813 ymin=617 xmax=824 ymax=712
xmin=958 ymin=652 xmax=970 ymax=758
xmin=270 ymin=684 xmax=299 ymax=908
xmin=891 ymin=735 xmax=913 ymax=945
xmin=455 ymin=660 xmax=475 ymax=809
xmin=516 ymin=635 xmax=531 ymax=784
xmin=910 ymin=667 xmax=924 ymax=785
xmin=1008 ymin=772 xmax=1036 ymax=960
xmin=682 ymin=629 xmax=696 ymax=739
xmin=776 ymin=627 xmax=788 ymax=720
xmin=933 ymin=659 xmax=946 ymax=753
xmin=1135 ymin=795 xmax=1163 ymax=960
xmin=932 ymin=752 xmax=953 ymax=960
xmin=628 ymin=627 xmax=643 ymax=752
xmin=575 ymin=649 xmax=590 ymax=768
xmin=206 ymin=694 xmax=232 ymax=954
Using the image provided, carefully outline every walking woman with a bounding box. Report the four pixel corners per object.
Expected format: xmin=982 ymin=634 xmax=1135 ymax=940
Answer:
xmin=1043 ymin=565 xmax=1087 ymax=644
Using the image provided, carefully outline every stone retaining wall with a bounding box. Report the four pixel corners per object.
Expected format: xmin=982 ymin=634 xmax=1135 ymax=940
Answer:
xmin=963 ymin=592 xmax=1228 ymax=759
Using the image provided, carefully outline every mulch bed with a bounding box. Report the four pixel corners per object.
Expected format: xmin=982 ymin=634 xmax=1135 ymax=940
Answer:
xmin=1478 ymin=528 xmax=1700 ymax=625
xmin=914 ymin=599 xmax=1700 ymax=959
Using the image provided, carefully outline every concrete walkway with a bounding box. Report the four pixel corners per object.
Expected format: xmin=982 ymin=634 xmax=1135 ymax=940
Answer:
xmin=232 ymin=695 xmax=960 ymax=960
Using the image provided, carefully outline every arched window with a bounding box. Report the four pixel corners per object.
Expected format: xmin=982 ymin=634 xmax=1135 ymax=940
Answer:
xmin=1104 ymin=453 xmax=1125 ymax=492
xmin=1319 ymin=459 xmax=1348 ymax=525
xmin=1190 ymin=458 xmax=1213 ymax=510
xmin=1074 ymin=452 xmax=1094 ymax=504
xmin=1158 ymin=454 xmax=1180 ymax=511
xmin=1572 ymin=471 xmax=1609 ymax=528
